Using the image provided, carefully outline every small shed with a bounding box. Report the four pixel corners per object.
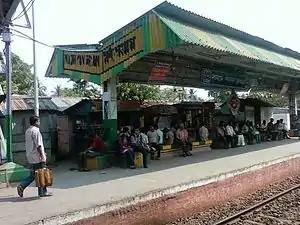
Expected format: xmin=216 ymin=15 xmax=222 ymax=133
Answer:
xmin=60 ymin=99 xmax=145 ymax=158
xmin=0 ymin=96 xmax=82 ymax=166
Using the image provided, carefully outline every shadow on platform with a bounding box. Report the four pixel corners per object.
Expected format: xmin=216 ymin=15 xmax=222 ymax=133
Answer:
xmin=51 ymin=139 xmax=298 ymax=189
xmin=0 ymin=195 xmax=40 ymax=203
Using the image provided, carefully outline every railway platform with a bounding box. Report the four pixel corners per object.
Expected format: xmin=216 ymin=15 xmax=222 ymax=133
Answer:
xmin=0 ymin=139 xmax=300 ymax=225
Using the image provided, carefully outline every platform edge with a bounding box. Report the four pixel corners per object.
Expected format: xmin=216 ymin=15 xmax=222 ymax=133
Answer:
xmin=27 ymin=152 xmax=300 ymax=225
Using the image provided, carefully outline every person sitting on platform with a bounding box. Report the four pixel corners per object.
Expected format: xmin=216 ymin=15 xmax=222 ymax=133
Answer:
xmin=165 ymin=128 xmax=174 ymax=145
xmin=279 ymin=119 xmax=290 ymax=139
xmin=176 ymin=123 xmax=192 ymax=157
xmin=249 ymin=121 xmax=260 ymax=144
xmin=140 ymin=128 xmax=151 ymax=150
xmin=266 ymin=118 xmax=275 ymax=141
xmin=274 ymin=120 xmax=280 ymax=130
xmin=131 ymin=128 xmax=149 ymax=168
xmin=199 ymin=122 xmax=209 ymax=142
xmin=259 ymin=120 xmax=267 ymax=141
xmin=78 ymin=132 xmax=105 ymax=171
xmin=233 ymin=122 xmax=245 ymax=147
xmin=211 ymin=121 xmax=228 ymax=149
xmin=225 ymin=121 xmax=236 ymax=148
xmin=147 ymin=125 xmax=160 ymax=160
xmin=261 ymin=120 xmax=267 ymax=130
xmin=248 ymin=121 xmax=255 ymax=144
xmin=119 ymin=127 xmax=135 ymax=169
xmin=242 ymin=121 xmax=251 ymax=144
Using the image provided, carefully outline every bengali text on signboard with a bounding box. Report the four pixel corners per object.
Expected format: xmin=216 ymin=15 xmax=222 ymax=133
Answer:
xmin=149 ymin=62 xmax=169 ymax=81
xmin=200 ymin=69 xmax=247 ymax=89
xmin=102 ymin=27 xmax=144 ymax=72
xmin=62 ymin=27 xmax=144 ymax=75
xmin=63 ymin=51 xmax=103 ymax=74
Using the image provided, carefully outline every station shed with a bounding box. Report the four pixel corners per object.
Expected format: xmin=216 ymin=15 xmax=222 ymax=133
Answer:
xmin=45 ymin=1 xmax=300 ymax=148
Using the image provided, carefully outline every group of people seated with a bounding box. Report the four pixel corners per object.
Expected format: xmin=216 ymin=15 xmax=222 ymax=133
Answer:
xmin=118 ymin=123 xmax=194 ymax=169
xmin=262 ymin=118 xmax=290 ymax=140
xmin=74 ymin=118 xmax=289 ymax=171
xmin=211 ymin=118 xmax=289 ymax=149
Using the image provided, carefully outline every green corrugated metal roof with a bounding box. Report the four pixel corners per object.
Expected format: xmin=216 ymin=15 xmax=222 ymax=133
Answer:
xmin=155 ymin=2 xmax=300 ymax=60
xmin=156 ymin=13 xmax=300 ymax=71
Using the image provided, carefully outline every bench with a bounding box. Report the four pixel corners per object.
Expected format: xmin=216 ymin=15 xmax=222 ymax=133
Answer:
xmin=118 ymin=152 xmax=151 ymax=168
xmin=86 ymin=155 xmax=113 ymax=170
xmin=116 ymin=140 xmax=212 ymax=168
xmin=0 ymin=167 xmax=9 ymax=188
xmin=161 ymin=140 xmax=212 ymax=154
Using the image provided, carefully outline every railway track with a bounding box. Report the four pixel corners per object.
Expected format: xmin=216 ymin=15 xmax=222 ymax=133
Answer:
xmin=213 ymin=184 xmax=300 ymax=225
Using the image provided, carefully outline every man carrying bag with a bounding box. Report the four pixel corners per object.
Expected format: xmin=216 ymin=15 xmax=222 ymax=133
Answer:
xmin=17 ymin=115 xmax=52 ymax=198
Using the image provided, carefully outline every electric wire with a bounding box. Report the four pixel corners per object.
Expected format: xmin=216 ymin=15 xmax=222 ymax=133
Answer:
xmin=11 ymin=28 xmax=89 ymax=51
xmin=13 ymin=0 xmax=35 ymax=21
xmin=11 ymin=29 xmax=54 ymax=48
xmin=11 ymin=28 xmax=100 ymax=52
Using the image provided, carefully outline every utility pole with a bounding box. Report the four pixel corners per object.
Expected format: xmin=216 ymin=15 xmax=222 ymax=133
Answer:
xmin=32 ymin=2 xmax=39 ymax=116
xmin=2 ymin=27 xmax=12 ymax=162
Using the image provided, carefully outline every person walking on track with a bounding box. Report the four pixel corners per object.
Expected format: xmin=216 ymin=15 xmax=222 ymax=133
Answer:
xmin=17 ymin=115 xmax=52 ymax=198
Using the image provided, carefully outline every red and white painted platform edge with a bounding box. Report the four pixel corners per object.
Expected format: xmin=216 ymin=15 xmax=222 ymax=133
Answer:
xmin=0 ymin=140 xmax=299 ymax=225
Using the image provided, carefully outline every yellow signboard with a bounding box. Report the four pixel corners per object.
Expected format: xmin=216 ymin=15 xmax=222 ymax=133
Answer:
xmin=63 ymin=27 xmax=144 ymax=75
xmin=102 ymin=27 xmax=144 ymax=72
xmin=63 ymin=51 xmax=103 ymax=74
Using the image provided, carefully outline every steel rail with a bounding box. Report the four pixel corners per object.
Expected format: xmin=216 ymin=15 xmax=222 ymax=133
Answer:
xmin=213 ymin=183 xmax=300 ymax=225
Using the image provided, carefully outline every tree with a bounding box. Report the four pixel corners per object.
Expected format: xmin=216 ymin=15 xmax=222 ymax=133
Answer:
xmin=208 ymin=89 xmax=232 ymax=103
xmin=52 ymin=85 xmax=63 ymax=97
xmin=208 ymin=88 xmax=288 ymax=106
xmin=117 ymin=83 xmax=161 ymax=102
xmin=159 ymin=87 xmax=179 ymax=102
xmin=247 ymin=91 xmax=288 ymax=107
xmin=0 ymin=53 xmax=34 ymax=95
xmin=188 ymin=89 xmax=197 ymax=101
xmin=29 ymin=78 xmax=47 ymax=97
xmin=66 ymin=78 xmax=101 ymax=98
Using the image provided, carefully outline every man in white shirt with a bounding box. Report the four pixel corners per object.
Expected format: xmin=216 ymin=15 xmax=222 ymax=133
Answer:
xmin=17 ymin=116 xmax=52 ymax=198
xmin=156 ymin=126 xmax=163 ymax=159
xmin=225 ymin=122 xmax=236 ymax=148
xmin=147 ymin=126 xmax=161 ymax=160
xmin=199 ymin=122 xmax=209 ymax=142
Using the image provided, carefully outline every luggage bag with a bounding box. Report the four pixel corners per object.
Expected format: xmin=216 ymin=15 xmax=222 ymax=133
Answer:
xmin=35 ymin=168 xmax=53 ymax=187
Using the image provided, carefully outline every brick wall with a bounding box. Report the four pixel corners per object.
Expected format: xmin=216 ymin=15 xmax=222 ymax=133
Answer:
xmin=73 ymin=157 xmax=300 ymax=225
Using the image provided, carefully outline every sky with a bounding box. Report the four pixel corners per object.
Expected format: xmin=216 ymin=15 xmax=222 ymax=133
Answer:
xmin=5 ymin=0 xmax=300 ymax=98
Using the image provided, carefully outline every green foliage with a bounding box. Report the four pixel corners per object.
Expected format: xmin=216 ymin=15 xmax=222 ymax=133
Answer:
xmin=117 ymin=84 xmax=202 ymax=102
xmin=52 ymin=85 xmax=63 ymax=97
xmin=53 ymin=78 xmax=101 ymax=98
xmin=52 ymin=79 xmax=202 ymax=103
xmin=247 ymin=91 xmax=288 ymax=107
xmin=208 ymin=88 xmax=288 ymax=107
xmin=208 ymin=89 xmax=232 ymax=103
xmin=0 ymin=53 xmax=49 ymax=96
xmin=28 ymin=78 xmax=47 ymax=96
xmin=0 ymin=53 xmax=34 ymax=95
xmin=117 ymin=83 xmax=161 ymax=101
xmin=160 ymin=87 xmax=203 ymax=102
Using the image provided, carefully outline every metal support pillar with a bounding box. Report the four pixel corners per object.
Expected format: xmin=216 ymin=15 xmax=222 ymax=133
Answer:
xmin=2 ymin=28 xmax=12 ymax=162
xmin=32 ymin=2 xmax=39 ymax=116
xmin=288 ymin=81 xmax=298 ymax=128
xmin=102 ymin=77 xmax=118 ymax=150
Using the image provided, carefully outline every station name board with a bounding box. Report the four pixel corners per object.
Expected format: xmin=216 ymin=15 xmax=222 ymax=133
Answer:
xmin=63 ymin=51 xmax=103 ymax=74
xmin=102 ymin=27 xmax=144 ymax=72
xmin=63 ymin=27 xmax=144 ymax=74
xmin=200 ymin=69 xmax=247 ymax=89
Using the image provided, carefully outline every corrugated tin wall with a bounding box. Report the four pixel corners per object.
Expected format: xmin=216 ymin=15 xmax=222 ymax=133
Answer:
xmin=0 ymin=111 xmax=58 ymax=165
